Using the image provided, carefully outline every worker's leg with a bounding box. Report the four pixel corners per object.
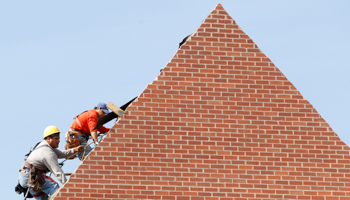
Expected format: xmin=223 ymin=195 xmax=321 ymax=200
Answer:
xmin=39 ymin=175 xmax=60 ymax=198
xmin=19 ymin=171 xmax=59 ymax=200
xmin=18 ymin=170 xmax=29 ymax=189
xmin=77 ymin=136 xmax=92 ymax=160
xmin=28 ymin=175 xmax=59 ymax=200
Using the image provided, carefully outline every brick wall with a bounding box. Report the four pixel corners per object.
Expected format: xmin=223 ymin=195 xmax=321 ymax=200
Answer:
xmin=53 ymin=4 xmax=350 ymax=200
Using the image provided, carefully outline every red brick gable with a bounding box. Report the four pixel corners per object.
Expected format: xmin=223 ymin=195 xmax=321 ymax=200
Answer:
xmin=53 ymin=4 xmax=350 ymax=200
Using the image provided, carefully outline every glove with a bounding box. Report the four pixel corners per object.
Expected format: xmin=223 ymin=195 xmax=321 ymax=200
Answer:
xmin=94 ymin=141 xmax=99 ymax=146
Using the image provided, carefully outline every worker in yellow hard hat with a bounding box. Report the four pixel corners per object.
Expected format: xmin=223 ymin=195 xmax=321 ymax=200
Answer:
xmin=17 ymin=126 xmax=84 ymax=199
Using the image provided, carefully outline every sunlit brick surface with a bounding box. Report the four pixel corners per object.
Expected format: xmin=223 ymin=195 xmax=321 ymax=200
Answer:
xmin=53 ymin=4 xmax=350 ymax=200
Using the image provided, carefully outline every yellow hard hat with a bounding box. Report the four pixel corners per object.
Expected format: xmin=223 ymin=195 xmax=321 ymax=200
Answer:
xmin=43 ymin=126 xmax=60 ymax=139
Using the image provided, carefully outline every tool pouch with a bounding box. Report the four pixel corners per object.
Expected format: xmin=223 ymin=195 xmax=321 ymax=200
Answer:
xmin=64 ymin=131 xmax=82 ymax=159
xmin=28 ymin=167 xmax=46 ymax=193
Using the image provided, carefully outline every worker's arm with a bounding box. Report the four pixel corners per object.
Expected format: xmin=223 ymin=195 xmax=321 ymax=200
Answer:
xmin=42 ymin=152 xmax=67 ymax=184
xmin=53 ymin=148 xmax=75 ymax=159
xmin=97 ymin=126 xmax=110 ymax=134
xmin=88 ymin=111 xmax=100 ymax=144
xmin=87 ymin=111 xmax=104 ymax=144
xmin=91 ymin=131 xmax=98 ymax=144
xmin=53 ymin=146 xmax=84 ymax=159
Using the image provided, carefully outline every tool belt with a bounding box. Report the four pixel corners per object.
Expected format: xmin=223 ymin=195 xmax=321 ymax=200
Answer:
xmin=22 ymin=161 xmax=46 ymax=194
xmin=65 ymin=129 xmax=89 ymax=159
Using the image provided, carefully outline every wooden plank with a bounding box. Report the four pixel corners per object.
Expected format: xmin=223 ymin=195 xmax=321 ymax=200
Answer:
xmin=94 ymin=112 xmax=117 ymax=131
xmin=93 ymin=97 xmax=137 ymax=130
xmin=107 ymin=101 xmax=125 ymax=117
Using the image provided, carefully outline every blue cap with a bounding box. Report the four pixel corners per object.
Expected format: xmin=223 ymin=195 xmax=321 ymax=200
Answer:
xmin=97 ymin=102 xmax=110 ymax=114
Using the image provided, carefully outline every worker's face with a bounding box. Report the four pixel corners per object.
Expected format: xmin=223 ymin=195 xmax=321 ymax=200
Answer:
xmin=47 ymin=136 xmax=60 ymax=149
xmin=97 ymin=108 xmax=106 ymax=118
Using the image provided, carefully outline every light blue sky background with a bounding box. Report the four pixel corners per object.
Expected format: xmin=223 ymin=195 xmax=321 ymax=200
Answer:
xmin=2 ymin=1 xmax=350 ymax=199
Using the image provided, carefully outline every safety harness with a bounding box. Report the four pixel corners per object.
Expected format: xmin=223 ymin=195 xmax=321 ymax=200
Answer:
xmin=73 ymin=110 xmax=88 ymax=131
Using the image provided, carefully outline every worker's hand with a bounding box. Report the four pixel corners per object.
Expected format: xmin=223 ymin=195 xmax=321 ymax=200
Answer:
xmin=74 ymin=145 xmax=84 ymax=153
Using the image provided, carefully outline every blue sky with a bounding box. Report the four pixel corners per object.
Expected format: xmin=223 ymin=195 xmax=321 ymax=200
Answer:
xmin=2 ymin=1 xmax=350 ymax=199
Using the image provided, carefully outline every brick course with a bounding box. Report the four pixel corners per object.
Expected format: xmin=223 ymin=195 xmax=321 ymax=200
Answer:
xmin=53 ymin=4 xmax=350 ymax=200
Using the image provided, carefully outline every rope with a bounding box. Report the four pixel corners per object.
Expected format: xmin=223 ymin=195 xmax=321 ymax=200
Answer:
xmin=81 ymin=138 xmax=92 ymax=161
xmin=80 ymin=133 xmax=106 ymax=161
xmin=83 ymin=134 xmax=106 ymax=150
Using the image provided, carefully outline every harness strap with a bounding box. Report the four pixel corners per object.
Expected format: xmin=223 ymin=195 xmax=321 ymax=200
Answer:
xmin=28 ymin=166 xmax=33 ymax=186
xmin=73 ymin=110 xmax=88 ymax=130
xmin=75 ymin=117 xmax=83 ymax=129
xmin=31 ymin=191 xmax=44 ymax=197
xmin=42 ymin=173 xmax=56 ymax=183
xmin=24 ymin=142 xmax=49 ymax=161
